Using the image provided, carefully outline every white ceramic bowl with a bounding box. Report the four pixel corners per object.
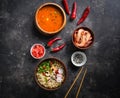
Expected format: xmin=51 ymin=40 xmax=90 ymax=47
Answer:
xmin=30 ymin=43 xmax=46 ymax=59
xmin=71 ymin=51 xmax=87 ymax=67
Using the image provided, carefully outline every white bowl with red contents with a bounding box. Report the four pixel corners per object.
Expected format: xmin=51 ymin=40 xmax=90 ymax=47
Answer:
xmin=30 ymin=43 xmax=46 ymax=59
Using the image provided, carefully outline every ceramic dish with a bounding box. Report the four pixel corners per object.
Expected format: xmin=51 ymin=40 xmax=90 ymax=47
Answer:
xmin=71 ymin=51 xmax=87 ymax=67
xmin=30 ymin=43 xmax=45 ymax=59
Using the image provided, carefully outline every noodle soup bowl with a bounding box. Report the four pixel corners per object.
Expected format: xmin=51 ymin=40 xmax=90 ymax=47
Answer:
xmin=35 ymin=3 xmax=66 ymax=35
xmin=35 ymin=58 xmax=67 ymax=90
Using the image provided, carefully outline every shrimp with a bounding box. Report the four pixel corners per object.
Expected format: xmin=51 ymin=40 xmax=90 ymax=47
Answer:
xmin=77 ymin=29 xmax=84 ymax=43
xmin=75 ymin=29 xmax=93 ymax=48
xmin=78 ymin=34 xmax=86 ymax=47
xmin=88 ymin=37 xmax=92 ymax=41
xmin=84 ymin=31 xmax=91 ymax=42
xmin=84 ymin=40 xmax=92 ymax=47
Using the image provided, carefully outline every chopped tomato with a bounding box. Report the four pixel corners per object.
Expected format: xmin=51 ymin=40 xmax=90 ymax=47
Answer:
xmin=55 ymin=69 xmax=59 ymax=74
xmin=31 ymin=44 xmax=45 ymax=59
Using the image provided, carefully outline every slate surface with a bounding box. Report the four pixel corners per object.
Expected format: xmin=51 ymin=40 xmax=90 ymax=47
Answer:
xmin=0 ymin=0 xmax=120 ymax=98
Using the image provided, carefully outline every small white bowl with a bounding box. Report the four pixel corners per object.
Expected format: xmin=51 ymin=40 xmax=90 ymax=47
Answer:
xmin=71 ymin=51 xmax=87 ymax=67
xmin=30 ymin=43 xmax=46 ymax=59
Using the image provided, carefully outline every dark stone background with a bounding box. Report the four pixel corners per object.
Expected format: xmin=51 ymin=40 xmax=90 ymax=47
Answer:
xmin=0 ymin=0 xmax=120 ymax=98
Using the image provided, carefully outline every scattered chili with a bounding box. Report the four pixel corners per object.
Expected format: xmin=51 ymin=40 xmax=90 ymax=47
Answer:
xmin=47 ymin=37 xmax=62 ymax=47
xmin=62 ymin=0 xmax=70 ymax=15
xmin=70 ymin=2 xmax=77 ymax=20
xmin=77 ymin=6 xmax=90 ymax=25
xmin=51 ymin=43 xmax=66 ymax=52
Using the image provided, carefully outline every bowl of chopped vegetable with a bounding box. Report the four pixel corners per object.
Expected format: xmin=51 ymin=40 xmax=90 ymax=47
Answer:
xmin=71 ymin=51 xmax=87 ymax=67
xmin=30 ymin=43 xmax=46 ymax=59
xmin=34 ymin=58 xmax=67 ymax=90
xmin=72 ymin=27 xmax=94 ymax=49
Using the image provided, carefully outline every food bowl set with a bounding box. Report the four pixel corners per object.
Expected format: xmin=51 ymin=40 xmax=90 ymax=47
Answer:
xmin=30 ymin=2 xmax=94 ymax=90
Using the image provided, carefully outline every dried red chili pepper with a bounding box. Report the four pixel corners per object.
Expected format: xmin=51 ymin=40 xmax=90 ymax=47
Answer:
xmin=77 ymin=6 xmax=90 ymax=25
xmin=70 ymin=2 xmax=77 ymax=20
xmin=51 ymin=43 xmax=66 ymax=52
xmin=47 ymin=37 xmax=61 ymax=47
xmin=62 ymin=0 xmax=70 ymax=15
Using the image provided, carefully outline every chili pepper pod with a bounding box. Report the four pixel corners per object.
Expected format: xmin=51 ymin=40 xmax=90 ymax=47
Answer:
xmin=77 ymin=6 xmax=90 ymax=25
xmin=70 ymin=2 xmax=77 ymax=20
xmin=51 ymin=43 xmax=66 ymax=52
xmin=47 ymin=37 xmax=62 ymax=47
xmin=62 ymin=0 xmax=70 ymax=15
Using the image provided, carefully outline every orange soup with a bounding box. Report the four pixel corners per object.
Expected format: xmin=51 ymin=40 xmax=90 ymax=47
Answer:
xmin=36 ymin=5 xmax=64 ymax=33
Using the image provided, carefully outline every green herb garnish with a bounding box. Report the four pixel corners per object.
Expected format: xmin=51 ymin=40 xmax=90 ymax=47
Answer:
xmin=38 ymin=61 xmax=50 ymax=73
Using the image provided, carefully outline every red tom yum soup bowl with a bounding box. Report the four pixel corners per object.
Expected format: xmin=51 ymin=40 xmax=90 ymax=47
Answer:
xmin=35 ymin=3 xmax=66 ymax=35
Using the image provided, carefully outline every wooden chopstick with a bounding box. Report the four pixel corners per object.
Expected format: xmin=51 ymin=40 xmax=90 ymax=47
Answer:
xmin=76 ymin=68 xmax=87 ymax=98
xmin=64 ymin=67 xmax=84 ymax=98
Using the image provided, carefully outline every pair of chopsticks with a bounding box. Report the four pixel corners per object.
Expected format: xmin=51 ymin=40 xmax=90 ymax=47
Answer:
xmin=64 ymin=67 xmax=87 ymax=98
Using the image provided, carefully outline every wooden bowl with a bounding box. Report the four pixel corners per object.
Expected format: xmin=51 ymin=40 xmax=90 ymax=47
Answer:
xmin=35 ymin=3 xmax=66 ymax=35
xmin=34 ymin=58 xmax=67 ymax=90
xmin=72 ymin=27 xmax=94 ymax=49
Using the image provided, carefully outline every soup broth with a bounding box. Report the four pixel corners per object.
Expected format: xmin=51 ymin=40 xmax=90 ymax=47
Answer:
xmin=37 ymin=5 xmax=64 ymax=33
